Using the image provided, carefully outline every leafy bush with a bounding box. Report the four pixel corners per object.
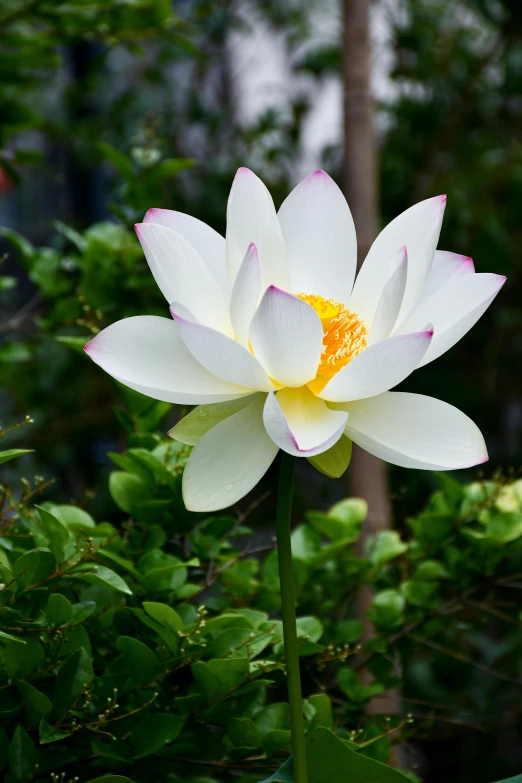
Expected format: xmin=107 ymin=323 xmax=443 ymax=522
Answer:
xmin=2 ymin=410 xmax=522 ymax=782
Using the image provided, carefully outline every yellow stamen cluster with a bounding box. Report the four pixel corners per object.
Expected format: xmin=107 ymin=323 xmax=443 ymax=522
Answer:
xmin=298 ymin=293 xmax=368 ymax=391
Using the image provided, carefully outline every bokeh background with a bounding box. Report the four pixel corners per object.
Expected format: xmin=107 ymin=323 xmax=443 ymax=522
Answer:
xmin=1 ymin=1 xmax=521 ymax=779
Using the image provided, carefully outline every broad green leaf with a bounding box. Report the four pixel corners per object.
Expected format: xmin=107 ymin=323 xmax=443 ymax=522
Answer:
xmin=48 ymin=504 xmax=96 ymax=534
xmin=71 ymin=565 xmax=131 ymax=594
xmin=17 ymin=679 xmax=52 ymax=718
xmin=13 ymin=548 xmax=55 ymax=589
xmin=435 ymin=471 xmax=465 ymax=510
xmin=291 ymin=525 xmax=322 ymax=563
xmin=52 ymin=648 xmax=94 ymax=719
xmin=0 ymin=449 xmax=33 ymax=465
xmin=369 ymin=531 xmax=408 ymax=568
xmin=258 ymin=756 xmax=295 ymax=783
xmin=143 ymin=601 xmax=183 ymax=631
xmin=307 ymin=435 xmax=352 ymax=478
xmin=168 ymin=396 xmax=257 ymax=445
xmin=401 ymin=579 xmax=438 ymax=607
xmin=306 ymin=726 xmax=411 ymax=782
xmin=3 ymin=639 xmax=44 ymax=678
xmin=308 ymin=693 xmax=334 ymax=730
xmin=370 ymin=590 xmax=406 ymax=629
xmin=263 ymin=729 xmax=292 ymax=754
xmin=256 ymin=702 xmax=290 ymax=736
xmin=228 ymin=716 xmax=261 ymax=749
xmin=8 ymin=726 xmax=36 ymax=783
xmin=307 ymin=498 xmax=366 ymax=542
xmin=412 ymin=560 xmax=448 ymax=581
xmin=35 ymin=505 xmax=72 ymax=563
xmin=130 ymin=713 xmax=184 ymax=758
xmin=338 ymin=668 xmax=385 ymax=704
xmin=192 ymin=658 xmax=250 ymax=701
xmin=48 ymin=593 xmax=73 ymax=625
xmin=491 ymin=778 xmax=522 ymax=783
xmin=109 ymin=471 xmax=154 ymax=514
xmin=116 ymin=636 xmax=159 ymax=685
xmin=39 ymin=719 xmax=70 ymax=744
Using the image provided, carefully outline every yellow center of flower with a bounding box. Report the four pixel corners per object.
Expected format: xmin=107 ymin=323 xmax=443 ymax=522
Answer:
xmin=297 ymin=293 xmax=368 ymax=393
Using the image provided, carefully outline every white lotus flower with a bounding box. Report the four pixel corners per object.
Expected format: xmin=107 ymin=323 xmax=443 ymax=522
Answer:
xmin=85 ymin=168 xmax=505 ymax=512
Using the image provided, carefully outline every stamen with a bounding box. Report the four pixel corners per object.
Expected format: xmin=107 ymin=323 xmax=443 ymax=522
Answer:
xmin=297 ymin=293 xmax=368 ymax=392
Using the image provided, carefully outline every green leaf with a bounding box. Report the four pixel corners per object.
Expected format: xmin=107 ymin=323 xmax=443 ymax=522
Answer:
xmin=411 ymin=560 xmax=448 ymax=581
xmin=13 ymin=548 xmax=55 ymax=589
xmin=307 ymin=498 xmax=366 ymax=541
xmin=291 ymin=525 xmax=322 ymax=563
xmin=0 ymin=449 xmax=33 ymax=465
xmin=35 ymin=505 xmax=72 ymax=563
xmin=435 ymin=472 xmax=465 ymax=510
xmin=98 ymin=142 xmax=134 ymax=178
xmin=228 ymin=716 xmax=261 ymax=749
xmin=39 ymin=719 xmax=70 ymax=744
xmin=109 ymin=471 xmax=154 ymax=514
xmin=17 ymin=679 xmax=52 ymax=718
xmin=192 ymin=658 xmax=250 ymax=701
xmin=52 ymin=648 xmax=94 ymax=719
xmin=306 ymin=726 xmax=411 ymax=782
xmin=369 ymin=531 xmax=408 ymax=568
xmin=370 ymin=589 xmax=406 ymax=629
xmin=307 ymin=435 xmax=352 ymax=478
xmin=56 ymin=335 xmax=90 ymax=353
xmin=308 ymin=693 xmax=334 ymax=731
xmin=3 ymin=639 xmax=44 ymax=678
xmin=258 ymin=756 xmax=295 ymax=783
xmin=8 ymin=726 xmax=36 ymax=783
xmin=71 ymin=565 xmax=131 ymax=594
xmin=48 ymin=504 xmax=96 ymax=534
xmin=48 ymin=593 xmax=73 ymax=625
xmin=168 ymin=397 xmax=255 ymax=445
xmin=142 ymin=601 xmax=183 ymax=651
xmin=491 ymin=778 xmax=522 ymax=783
xmin=0 ymin=631 xmax=25 ymax=644
xmin=116 ymin=636 xmax=159 ymax=685
xmin=130 ymin=713 xmax=184 ymax=758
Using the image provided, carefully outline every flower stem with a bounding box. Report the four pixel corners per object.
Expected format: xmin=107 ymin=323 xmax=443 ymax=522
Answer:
xmin=276 ymin=452 xmax=308 ymax=783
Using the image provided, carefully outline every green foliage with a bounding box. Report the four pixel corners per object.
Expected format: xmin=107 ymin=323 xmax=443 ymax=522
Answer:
xmin=2 ymin=415 xmax=522 ymax=781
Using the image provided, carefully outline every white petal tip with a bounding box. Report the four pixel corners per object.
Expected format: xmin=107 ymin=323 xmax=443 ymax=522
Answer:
xmin=84 ymin=339 xmax=95 ymax=356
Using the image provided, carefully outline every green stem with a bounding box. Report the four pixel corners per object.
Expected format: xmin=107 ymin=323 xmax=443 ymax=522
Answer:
xmin=276 ymin=452 xmax=308 ymax=783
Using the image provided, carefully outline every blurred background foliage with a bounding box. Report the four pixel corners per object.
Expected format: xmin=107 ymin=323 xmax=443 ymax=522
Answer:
xmin=1 ymin=0 xmax=522 ymax=780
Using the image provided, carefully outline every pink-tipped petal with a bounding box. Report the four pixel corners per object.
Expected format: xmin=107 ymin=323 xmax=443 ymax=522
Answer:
xmin=143 ymin=208 xmax=229 ymax=296
xmin=277 ymin=169 xmax=357 ymax=302
xmin=338 ymin=391 xmax=488 ymax=470
xmin=226 ymin=167 xmax=289 ymax=290
xmin=84 ymin=315 xmax=250 ymax=405
xmin=350 ymin=194 xmax=447 ymax=325
xmin=263 ymin=388 xmax=348 ymax=457
xmin=318 ymin=328 xmax=433 ymax=403
xmin=135 ymin=222 xmax=232 ymax=334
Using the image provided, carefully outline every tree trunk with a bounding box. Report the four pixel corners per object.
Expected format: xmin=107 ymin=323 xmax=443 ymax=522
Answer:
xmin=342 ymin=0 xmax=402 ymax=766
xmin=342 ymin=0 xmax=391 ymax=558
